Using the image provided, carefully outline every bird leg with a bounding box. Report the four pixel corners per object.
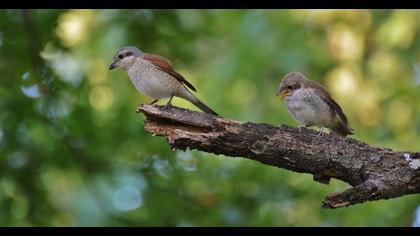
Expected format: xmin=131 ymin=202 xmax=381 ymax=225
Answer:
xmin=163 ymin=95 xmax=174 ymax=111
xmin=317 ymin=127 xmax=326 ymax=136
xmin=136 ymin=103 xmax=143 ymax=113
xmin=150 ymin=99 xmax=158 ymax=105
xmin=298 ymin=125 xmax=306 ymax=132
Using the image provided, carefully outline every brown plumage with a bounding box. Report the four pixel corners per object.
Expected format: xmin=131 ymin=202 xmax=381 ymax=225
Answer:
xmin=143 ymin=54 xmax=197 ymax=92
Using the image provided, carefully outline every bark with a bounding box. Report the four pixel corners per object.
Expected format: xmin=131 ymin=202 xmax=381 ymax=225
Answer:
xmin=137 ymin=104 xmax=420 ymax=209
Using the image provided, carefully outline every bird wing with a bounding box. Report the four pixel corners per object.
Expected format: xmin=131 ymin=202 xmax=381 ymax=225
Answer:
xmin=143 ymin=53 xmax=197 ymax=92
xmin=309 ymin=83 xmax=349 ymax=126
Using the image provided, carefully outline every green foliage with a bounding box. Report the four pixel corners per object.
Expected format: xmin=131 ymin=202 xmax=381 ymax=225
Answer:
xmin=0 ymin=9 xmax=419 ymax=226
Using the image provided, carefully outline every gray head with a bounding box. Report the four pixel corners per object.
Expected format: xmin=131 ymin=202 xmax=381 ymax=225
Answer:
xmin=276 ymin=72 xmax=308 ymax=99
xmin=109 ymin=46 xmax=145 ymax=70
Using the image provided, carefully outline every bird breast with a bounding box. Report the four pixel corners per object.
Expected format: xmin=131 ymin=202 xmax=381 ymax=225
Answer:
xmin=127 ymin=59 xmax=182 ymax=99
xmin=286 ymin=88 xmax=335 ymax=127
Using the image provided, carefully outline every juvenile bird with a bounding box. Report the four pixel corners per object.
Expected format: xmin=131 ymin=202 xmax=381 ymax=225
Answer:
xmin=109 ymin=46 xmax=218 ymax=115
xmin=275 ymin=72 xmax=354 ymax=137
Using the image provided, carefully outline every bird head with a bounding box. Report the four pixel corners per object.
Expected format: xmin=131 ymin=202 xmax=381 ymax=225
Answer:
xmin=276 ymin=72 xmax=306 ymax=99
xmin=109 ymin=46 xmax=144 ymax=70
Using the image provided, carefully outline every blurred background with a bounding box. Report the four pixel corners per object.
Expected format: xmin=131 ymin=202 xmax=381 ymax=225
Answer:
xmin=0 ymin=9 xmax=419 ymax=226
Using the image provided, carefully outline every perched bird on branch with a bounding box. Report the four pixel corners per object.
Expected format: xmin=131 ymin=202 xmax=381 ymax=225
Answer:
xmin=276 ymin=72 xmax=354 ymax=137
xmin=109 ymin=46 xmax=218 ymax=115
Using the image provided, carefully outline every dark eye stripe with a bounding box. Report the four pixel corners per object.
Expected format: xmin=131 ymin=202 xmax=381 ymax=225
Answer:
xmin=287 ymin=84 xmax=301 ymax=90
xmin=117 ymin=51 xmax=134 ymax=60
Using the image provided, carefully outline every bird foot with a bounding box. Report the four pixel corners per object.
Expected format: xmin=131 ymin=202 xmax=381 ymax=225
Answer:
xmin=136 ymin=105 xmax=145 ymax=113
xmin=317 ymin=128 xmax=326 ymax=136
xmin=136 ymin=103 xmax=145 ymax=113
xmin=163 ymin=103 xmax=173 ymax=111
xmin=298 ymin=125 xmax=306 ymax=133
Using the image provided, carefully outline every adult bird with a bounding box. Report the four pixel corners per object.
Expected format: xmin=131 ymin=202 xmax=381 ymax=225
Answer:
xmin=109 ymin=46 xmax=218 ymax=115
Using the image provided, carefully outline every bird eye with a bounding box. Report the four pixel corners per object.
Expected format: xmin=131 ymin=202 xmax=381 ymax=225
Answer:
xmin=118 ymin=54 xmax=123 ymax=59
xmin=287 ymin=85 xmax=293 ymax=90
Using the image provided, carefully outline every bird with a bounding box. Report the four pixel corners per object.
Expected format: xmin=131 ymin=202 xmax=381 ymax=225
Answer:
xmin=275 ymin=72 xmax=354 ymax=137
xmin=109 ymin=46 xmax=218 ymax=115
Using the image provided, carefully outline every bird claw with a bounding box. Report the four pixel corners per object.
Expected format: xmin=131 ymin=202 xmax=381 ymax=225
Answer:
xmin=298 ymin=125 xmax=306 ymax=132
xmin=317 ymin=128 xmax=326 ymax=136
xmin=136 ymin=103 xmax=145 ymax=113
xmin=163 ymin=103 xmax=173 ymax=111
xmin=163 ymin=95 xmax=174 ymax=111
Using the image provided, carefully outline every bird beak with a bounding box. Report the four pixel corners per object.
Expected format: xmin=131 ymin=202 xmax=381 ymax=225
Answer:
xmin=276 ymin=90 xmax=289 ymax=100
xmin=109 ymin=62 xmax=117 ymax=70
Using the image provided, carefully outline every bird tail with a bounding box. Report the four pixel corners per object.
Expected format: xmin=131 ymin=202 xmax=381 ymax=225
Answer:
xmin=192 ymin=98 xmax=219 ymax=116
xmin=331 ymin=122 xmax=354 ymax=137
xmin=180 ymin=90 xmax=219 ymax=116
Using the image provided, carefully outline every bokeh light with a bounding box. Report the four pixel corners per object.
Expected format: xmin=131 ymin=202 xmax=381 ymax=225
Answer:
xmin=40 ymin=46 xmax=84 ymax=87
xmin=368 ymin=51 xmax=401 ymax=80
xmin=55 ymin=10 xmax=95 ymax=48
xmin=327 ymin=23 xmax=364 ymax=61
xmin=112 ymin=186 xmax=143 ymax=212
xmin=377 ymin=10 xmax=417 ymax=49
xmin=89 ymin=85 xmax=115 ymax=110
xmin=355 ymin=86 xmax=382 ymax=127
xmin=326 ymin=64 xmax=361 ymax=100
xmin=387 ymin=99 xmax=413 ymax=133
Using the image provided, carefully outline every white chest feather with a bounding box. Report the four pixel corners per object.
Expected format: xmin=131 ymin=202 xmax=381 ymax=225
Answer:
xmin=285 ymin=88 xmax=334 ymax=127
xmin=126 ymin=59 xmax=181 ymax=99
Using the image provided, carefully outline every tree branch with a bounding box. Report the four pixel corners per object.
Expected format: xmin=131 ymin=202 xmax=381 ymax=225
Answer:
xmin=137 ymin=104 xmax=420 ymax=209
